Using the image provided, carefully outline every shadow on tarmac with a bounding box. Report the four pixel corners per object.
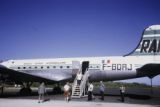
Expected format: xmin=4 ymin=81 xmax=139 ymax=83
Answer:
xmin=126 ymin=94 xmax=151 ymax=100
xmin=0 ymin=90 xmax=60 ymax=98
xmin=94 ymin=93 xmax=151 ymax=100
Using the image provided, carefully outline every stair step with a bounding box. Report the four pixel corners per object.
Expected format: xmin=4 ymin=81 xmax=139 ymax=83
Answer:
xmin=72 ymin=94 xmax=80 ymax=96
xmin=74 ymin=92 xmax=80 ymax=93
xmin=73 ymin=92 xmax=80 ymax=94
xmin=75 ymin=88 xmax=80 ymax=90
xmin=75 ymin=87 xmax=80 ymax=88
xmin=74 ymin=91 xmax=80 ymax=93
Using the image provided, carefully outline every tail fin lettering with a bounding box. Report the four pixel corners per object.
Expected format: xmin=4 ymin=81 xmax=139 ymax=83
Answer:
xmin=126 ymin=25 xmax=160 ymax=56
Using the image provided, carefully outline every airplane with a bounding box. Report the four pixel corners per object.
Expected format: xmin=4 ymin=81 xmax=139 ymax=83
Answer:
xmin=0 ymin=25 xmax=160 ymax=95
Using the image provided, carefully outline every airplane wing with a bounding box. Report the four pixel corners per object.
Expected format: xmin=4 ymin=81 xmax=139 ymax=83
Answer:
xmin=0 ymin=65 xmax=72 ymax=84
xmin=26 ymin=70 xmax=72 ymax=82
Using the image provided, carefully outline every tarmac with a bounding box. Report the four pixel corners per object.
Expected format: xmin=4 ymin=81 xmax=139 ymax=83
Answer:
xmin=0 ymin=87 xmax=160 ymax=107
xmin=0 ymin=99 xmax=157 ymax=107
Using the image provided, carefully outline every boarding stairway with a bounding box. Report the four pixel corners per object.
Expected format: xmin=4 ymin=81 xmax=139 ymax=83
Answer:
xmin=71 ymin=69 xmax=89 ymax=98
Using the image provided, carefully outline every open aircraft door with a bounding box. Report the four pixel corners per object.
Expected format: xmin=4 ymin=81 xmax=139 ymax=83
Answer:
xmin=81 ymin=61 xmax=89 ymax=74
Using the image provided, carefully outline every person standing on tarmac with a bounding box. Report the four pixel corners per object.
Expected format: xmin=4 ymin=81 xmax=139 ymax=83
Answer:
xmin=38 ymin=82 xmax=46 ymax=103
xmin=88 ymin=82 xmax=94 ymax=101
xmin=99 ymin=81 xmax=105 ymax=100
xmin=64 ymin=82 xmax=70 ymax=102
xmin=120 ymin=85 xmax=126 ymax=102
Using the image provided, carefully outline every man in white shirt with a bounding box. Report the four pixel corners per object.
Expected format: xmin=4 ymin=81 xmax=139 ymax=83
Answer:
xmin=88 ymin=82 xmax=94 ymax=101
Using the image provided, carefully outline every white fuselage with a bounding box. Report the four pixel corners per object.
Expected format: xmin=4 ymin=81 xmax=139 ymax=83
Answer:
xmin=2 ymin=55 xmax=159 ymax=71
xmin=1 ymin=55 xmax=159 ymax=81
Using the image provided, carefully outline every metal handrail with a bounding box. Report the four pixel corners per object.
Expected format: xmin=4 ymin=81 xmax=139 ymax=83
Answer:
xmin=80 ymin=70 xmax=89 ymax=97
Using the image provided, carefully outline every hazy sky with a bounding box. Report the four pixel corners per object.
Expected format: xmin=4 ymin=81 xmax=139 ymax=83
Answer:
xmin=0 ymin=0 xmax=160 ymax=85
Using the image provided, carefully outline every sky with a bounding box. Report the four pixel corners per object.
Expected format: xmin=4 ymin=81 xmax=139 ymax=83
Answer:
xmin=0 ymin=0 xmax=160 ymax=85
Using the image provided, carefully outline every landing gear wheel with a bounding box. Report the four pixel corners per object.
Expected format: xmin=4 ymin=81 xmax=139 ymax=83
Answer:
xmin=19 ymin=87 xmax=32 ymax=95
xmin=19 ymin=82 xmax=32 ymax=95
xmin=53 ymin=86 xmax=62 ymax=94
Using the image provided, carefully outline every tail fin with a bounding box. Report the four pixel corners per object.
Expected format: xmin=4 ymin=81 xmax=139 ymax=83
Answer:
xmin=126 ymin=25 xmax=160 ymax=56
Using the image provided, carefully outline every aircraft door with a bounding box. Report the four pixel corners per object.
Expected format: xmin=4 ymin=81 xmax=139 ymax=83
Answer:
xmin=81 ymin=61 xmax=89 ymax=74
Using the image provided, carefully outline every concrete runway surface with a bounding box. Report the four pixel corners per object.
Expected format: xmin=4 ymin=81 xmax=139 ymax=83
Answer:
xmin=0 ymin=87 xmax=160 ymax=107
xmin=0 ymin=99 xmax=157 ymax=107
